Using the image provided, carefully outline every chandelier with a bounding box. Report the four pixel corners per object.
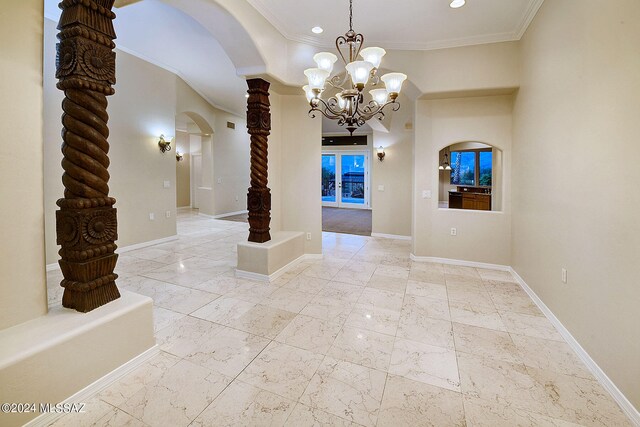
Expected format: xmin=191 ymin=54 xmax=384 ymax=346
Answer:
xmin=303 ymin=0 xmax=407 ymax=135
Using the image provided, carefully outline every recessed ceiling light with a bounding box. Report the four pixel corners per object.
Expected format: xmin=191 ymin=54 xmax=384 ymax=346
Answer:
xmin=312 ymin=26 xmax=324 ymax=34
xmin=450 ymin=0 xmax=465 ymax=8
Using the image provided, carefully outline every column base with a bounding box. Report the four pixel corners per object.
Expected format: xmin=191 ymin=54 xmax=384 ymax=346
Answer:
xmin=62 ymin=280 xmax=121 ymax=313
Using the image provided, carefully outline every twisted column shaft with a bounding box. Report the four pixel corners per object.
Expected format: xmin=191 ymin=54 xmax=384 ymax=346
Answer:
xmin=246 ymin=79 xmax=272 ymax=243
xmin=55 ymin=0 xmax=120 ymax=312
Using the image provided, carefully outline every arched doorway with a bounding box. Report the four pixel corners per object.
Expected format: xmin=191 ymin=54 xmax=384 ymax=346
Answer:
xmin=175 ymin=112 xmax=214 ymax=212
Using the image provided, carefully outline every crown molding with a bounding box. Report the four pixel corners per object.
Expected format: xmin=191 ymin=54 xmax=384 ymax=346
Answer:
xmin=516 ymin=0 xmax=545 ymax=39
xmin=248 ymin=0 xmax=545 ymax=51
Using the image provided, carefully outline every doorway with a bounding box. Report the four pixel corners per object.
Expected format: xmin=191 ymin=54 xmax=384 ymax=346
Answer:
xmin=321 ymin=151 xmax=369 ymax=209
xmin=321 ymin=150 xmax=372 ymax=236
xmin=191 ymin=153 xmax=202 ymax=209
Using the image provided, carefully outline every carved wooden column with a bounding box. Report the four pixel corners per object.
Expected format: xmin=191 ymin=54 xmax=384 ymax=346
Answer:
xmin=55 ymin=0 xmax=120 ymax=312
xmin=246 ymin=79 xmax=272 ymax=243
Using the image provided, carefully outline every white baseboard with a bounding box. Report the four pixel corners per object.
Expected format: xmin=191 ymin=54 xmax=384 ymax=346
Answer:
xmin=214 ymin=210 xmax=248 ymax=219
xmin=24 ymin=345 xmax=159 ymax=427
xmin=509 ymin=268 xmax=640 ymax=426
xmin=46 ymin=236 xmax=179 ymax=272
xmin=371 ymin=233 xmax=411 ymax=241
xmin=236 ymin=253 xmax=320 ymax=282
xmin=409 ymin=254 xmax=511 ymax=271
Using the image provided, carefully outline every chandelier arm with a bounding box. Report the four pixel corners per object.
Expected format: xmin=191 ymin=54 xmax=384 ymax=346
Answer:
xmin=310 ymin=105 xmax=345 ymax=121
xmin=383 ymin=100 xmax=401 ymax=113
xmin=309 ymin=105 xmax=344 ymax=121
xmin=326 ymin=75 xmax=349 ymax=91
xmin=315 ymin=97 xmax=348 ymax=117
xmin=361 ymin=100 xmax=382 ymax=115
xmin=357 ymin=107 xmax=384 ymax=122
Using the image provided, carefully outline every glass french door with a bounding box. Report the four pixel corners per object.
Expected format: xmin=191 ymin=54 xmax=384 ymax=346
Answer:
xmin=322 ymin=152 xmax=369 ymax=209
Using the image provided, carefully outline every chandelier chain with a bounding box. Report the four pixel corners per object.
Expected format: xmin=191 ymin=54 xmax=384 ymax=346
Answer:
xmin=349 ymin=0 xmax=353 ymax=31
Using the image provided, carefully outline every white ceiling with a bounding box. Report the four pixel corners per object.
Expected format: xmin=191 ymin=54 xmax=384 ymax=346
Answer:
xmin=44 ymin=0 xmax=249 ymax=116
xmin=42 ymin=0 xmax=543 ymax=117
xmin=248 ymin=0 xmax=543 ymax=51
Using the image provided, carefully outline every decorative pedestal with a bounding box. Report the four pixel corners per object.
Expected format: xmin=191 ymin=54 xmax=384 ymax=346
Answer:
xmin=0 ymin=292 xmax=155 ymax=427
xmin=236 ymin=231 xmax=305 ymax=281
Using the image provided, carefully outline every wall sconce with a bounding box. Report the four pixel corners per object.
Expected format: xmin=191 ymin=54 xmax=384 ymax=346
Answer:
xmin=158 ymin=135 xmax=172 ymax=153
xmin=377 ymin=146 xmax=386 ymax=162
xmin=176 ymin=151 xmax=184 ymax=162
xmin=439 ymin=153 xmax=452 ymax=170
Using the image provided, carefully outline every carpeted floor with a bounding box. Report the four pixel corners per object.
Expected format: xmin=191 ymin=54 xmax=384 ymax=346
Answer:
xmin=322 ymin=207 xmax=372 ymax=236
xmin=219 ymin=207 xmax=372 ymax=237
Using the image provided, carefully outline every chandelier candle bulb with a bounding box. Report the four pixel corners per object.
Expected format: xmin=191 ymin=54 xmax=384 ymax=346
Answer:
xmin=314 ymin=52 xmax=338 ymax=73
xmin=302 ymin=85 xmax=315 ymax=102
xmin=304 ymin=68 xmax=330 ymax=90
xmin=346 ymin=61 xmax=375 ymax=87
xmin=370 ymin=88 xmax=389 ymax=105
xmin=359 ymin=47 xmax=386 ymax=69
xmin=381 ymin=72 xmax=408 ymax=98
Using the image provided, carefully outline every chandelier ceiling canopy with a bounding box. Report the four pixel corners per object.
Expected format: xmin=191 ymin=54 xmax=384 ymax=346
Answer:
xmin=303 ymin=0 xmax=407 ymax=135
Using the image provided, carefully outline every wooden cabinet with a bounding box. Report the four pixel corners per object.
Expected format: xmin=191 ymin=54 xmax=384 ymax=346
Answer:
xmin=449 ymin=188 xmax=491 ymax=211
xmin=475 ymin=195 xmax=491 ymax=211
xmin=462 ymin=196 xmax=476 ymax=210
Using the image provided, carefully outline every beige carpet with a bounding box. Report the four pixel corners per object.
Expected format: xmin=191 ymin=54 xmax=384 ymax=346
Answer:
xmin=322 ymin=207 xmax=372 ymax=236
xmin=219 ymin=208 xmax=372 ymax=237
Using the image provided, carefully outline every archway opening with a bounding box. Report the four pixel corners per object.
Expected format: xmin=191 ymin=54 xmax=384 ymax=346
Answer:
xmin=175 ymin=112 xmax=214 ymax=213
xmin=438 ymin=142 xmax=504 ymax=211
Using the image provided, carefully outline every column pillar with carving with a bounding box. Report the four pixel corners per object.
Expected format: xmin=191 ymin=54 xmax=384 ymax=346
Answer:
xmin=246 ymin=79 xmax=272 ymax=243
xmin=55 ymin=0 xmax=120 ymax=312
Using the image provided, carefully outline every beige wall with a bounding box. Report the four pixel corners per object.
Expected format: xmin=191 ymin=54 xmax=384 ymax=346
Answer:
xmin=385 ymin=41 xmax=520 ymax=96
xmin=175 ymin=78 xmax=250 ymax=217
xmin=512 ymin=0 xmax=640 ymax=408
xmin=0 ymin=0 xmax=47 ymax=329
xmin=273 ymin=94 xmax=322 ymax=254
xmin=211 ymin=110 xmax=250 ymax=215
xmin=414 ymin=95 xmax=513 ymax=265
xmin=268 ymin=92 xmax=283 ymax=234
xmin=175 ymin=131 xmax=191 ymax=207
xmin=43 ymin=19 xmax=178 ymax=265
xmin=371 ymin=96 xmax=414 ymax=237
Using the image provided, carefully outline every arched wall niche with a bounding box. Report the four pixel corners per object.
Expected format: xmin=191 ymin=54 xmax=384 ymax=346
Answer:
xmin=437 ymin=141 xmax=504 ymax=212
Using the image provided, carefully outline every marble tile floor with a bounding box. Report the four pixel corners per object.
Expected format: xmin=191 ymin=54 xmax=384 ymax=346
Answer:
xmin=46 ymin=209 xmax=632 ymax=427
